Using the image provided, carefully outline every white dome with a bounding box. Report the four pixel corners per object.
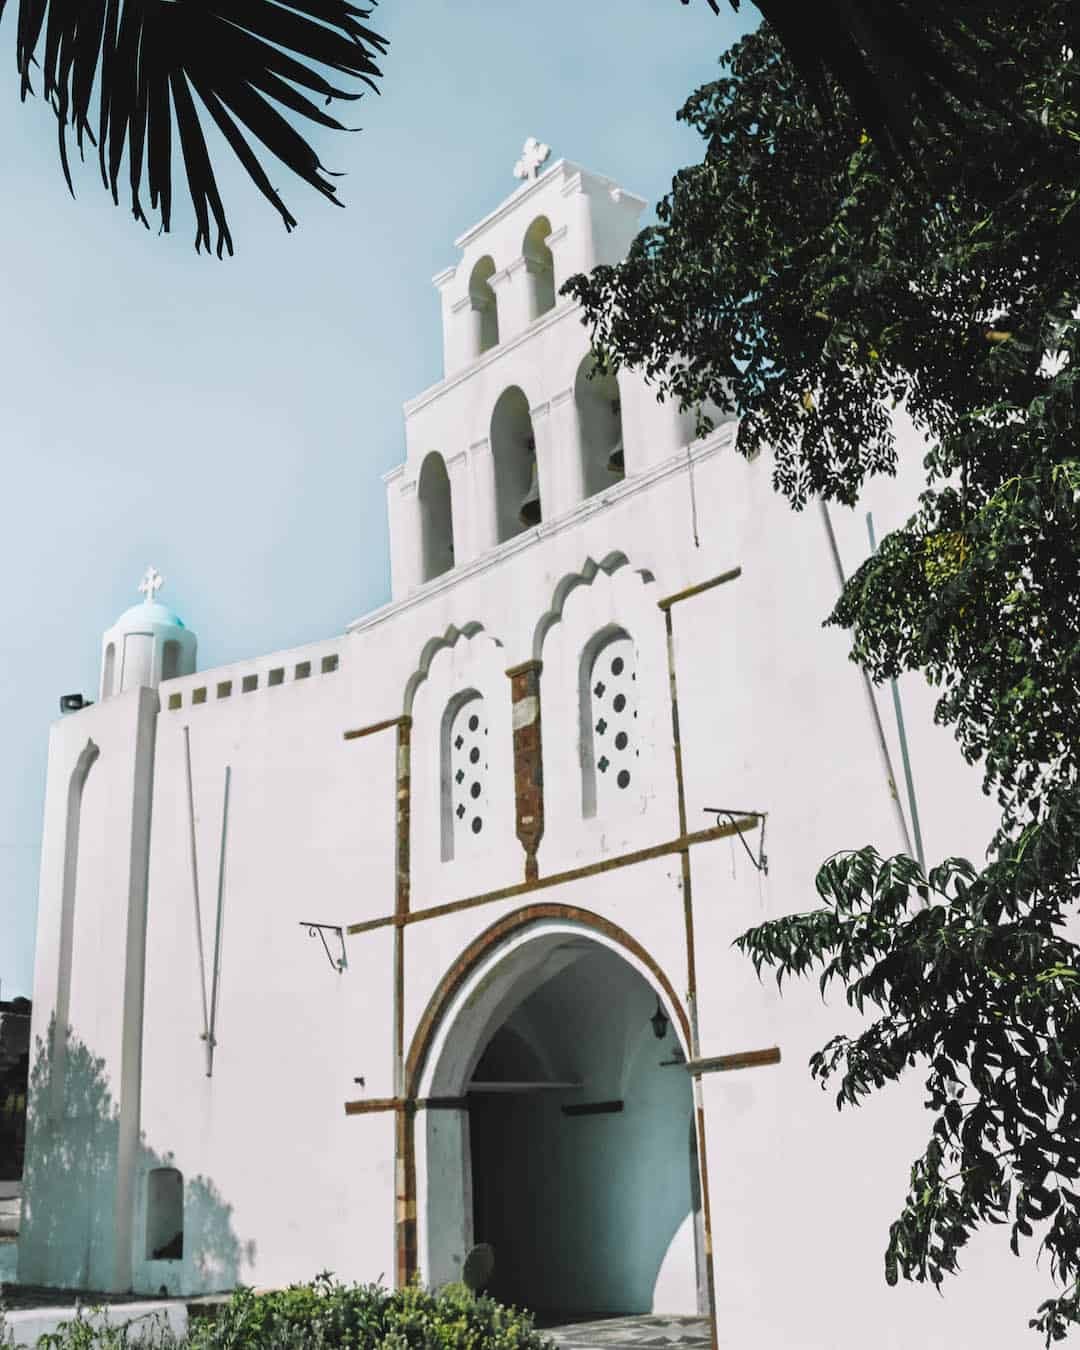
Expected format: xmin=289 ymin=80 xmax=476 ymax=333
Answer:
xmin=100 ymin=569 xmax=198 ymax=699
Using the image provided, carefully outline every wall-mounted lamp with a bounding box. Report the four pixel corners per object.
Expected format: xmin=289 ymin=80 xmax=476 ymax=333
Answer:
xmin=650 ymin=998 xmax=669 ymax=1041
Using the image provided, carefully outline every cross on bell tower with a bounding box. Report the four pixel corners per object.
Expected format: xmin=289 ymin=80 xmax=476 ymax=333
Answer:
xmin=513 ymin=137 xmax=550 ymax=182
xmin=138 ymin=565 xmax=164 ymax=604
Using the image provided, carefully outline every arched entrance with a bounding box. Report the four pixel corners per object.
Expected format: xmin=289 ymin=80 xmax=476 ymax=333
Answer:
xmin=410 ymin=913 xmax=704 ymax=1320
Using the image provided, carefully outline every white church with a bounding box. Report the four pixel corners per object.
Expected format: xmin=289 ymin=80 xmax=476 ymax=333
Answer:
xmin=18 ymin=143 xmax=1049 ymax=1347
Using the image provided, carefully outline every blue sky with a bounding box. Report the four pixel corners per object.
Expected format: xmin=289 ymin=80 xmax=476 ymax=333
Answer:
xmin=0 ymin=0 xmax=758 ymax=999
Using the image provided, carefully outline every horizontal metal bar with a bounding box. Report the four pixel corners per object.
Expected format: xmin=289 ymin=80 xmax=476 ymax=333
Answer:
xmin=468 ymin=1081 xmax=583 ymax=1093
xmin=343 ymin=714 xmax=410 ymax=742
xmin=562 ymin=1100 xmax=624 ymax=1117
xmin=344 ymin=1095 xmax=471 ymax=1116
xmin=347 ymin=817 xmax=758 ymax=936
xmin=685 ymin=1047 xmax=781 ymax=1075
xmin=658 ymin=566 xmax=742 ymax=612
xmin=344 ymin=1097 xmax=401 ymax=1115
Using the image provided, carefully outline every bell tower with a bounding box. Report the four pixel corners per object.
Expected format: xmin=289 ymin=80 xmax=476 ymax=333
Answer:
xmin=383 ymin=141 xmax=696 ymax=599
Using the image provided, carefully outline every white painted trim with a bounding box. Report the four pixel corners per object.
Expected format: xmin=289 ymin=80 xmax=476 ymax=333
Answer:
xmin=451 ymin=161 xmax=646 ymax=250
xmin=403 ymin=301 xmax=581 ymax=420
xmin=346 ymin=425 xmax=736 ymax=635
xmin=452 ymin=160 xmax=574 ymax=249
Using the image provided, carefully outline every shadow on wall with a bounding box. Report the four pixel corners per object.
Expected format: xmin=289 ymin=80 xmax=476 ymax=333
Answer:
xmin=17 ymin=1018 xmax=254 ymax=1294
xmin=0 ymin=999 xmax=31 ymax=1181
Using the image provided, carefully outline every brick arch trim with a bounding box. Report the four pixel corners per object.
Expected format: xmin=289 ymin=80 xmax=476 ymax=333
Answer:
xmin=404 ymin=902 xmax=690 ymax=1099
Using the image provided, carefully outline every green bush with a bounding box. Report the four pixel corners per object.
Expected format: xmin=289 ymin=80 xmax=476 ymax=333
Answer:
xmin=186 ymin=1275 xmax=551 ymax=1350
xmin=1 ymin=1276 xmax=550 ymax=1350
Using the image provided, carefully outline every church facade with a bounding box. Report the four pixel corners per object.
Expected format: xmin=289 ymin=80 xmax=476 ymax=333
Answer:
xmin=20 ymin=149 xmax=1045 ymax=1347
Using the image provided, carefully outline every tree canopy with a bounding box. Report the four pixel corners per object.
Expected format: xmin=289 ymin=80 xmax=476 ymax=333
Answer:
xmin=704 ymin=0 xmax=1031 ymax=167
xmin=567 ymin=10 xmax=1080 ymax=1343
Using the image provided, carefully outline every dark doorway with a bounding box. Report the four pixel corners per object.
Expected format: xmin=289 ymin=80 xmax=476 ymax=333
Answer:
xmin=465 ymin=947 xmax=697 ymax=1318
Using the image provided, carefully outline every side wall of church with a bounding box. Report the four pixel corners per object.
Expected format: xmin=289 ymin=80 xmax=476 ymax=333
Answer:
xmin=677 ymin=423 xmax=1044 ymax=1348
xmin=135 ymin=640 xmax=398 ymax=1295
xmin=20 ymin=686 xmax=157 ymax=1293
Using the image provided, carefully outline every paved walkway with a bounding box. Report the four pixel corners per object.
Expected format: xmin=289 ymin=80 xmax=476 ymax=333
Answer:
xmin=546 ymin=1316 xmax=712 ymax=1350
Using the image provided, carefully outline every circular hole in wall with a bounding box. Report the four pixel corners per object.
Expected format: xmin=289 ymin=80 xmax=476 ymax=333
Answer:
xmin=613 ymin=694 xmax=627 ymax=713
xmin=472 ymin=817 xmax=483 ymax=834
xmin=471 ymin=782 xmax=481 ymax=799
xmin=617 ymin=770 xmax=631 ymax=789
xmin=469 ymin=714 xmax=480 ymax=732
xmin=611 ymin=656 xmax=625 ymax=676
xmin=470 ymin=747 xmax=480 ymax=763
xmin=615 ymin=731 xmax=628 ymax=750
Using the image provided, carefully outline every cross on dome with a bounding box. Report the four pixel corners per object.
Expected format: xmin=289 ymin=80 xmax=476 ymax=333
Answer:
xmin=513 ymin=137 xmax=550 ymax=182
xmin=138 ymin=565 xmax=164 ymax=603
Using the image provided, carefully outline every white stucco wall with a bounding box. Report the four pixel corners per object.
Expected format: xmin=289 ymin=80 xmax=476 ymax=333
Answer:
xmin=21 ymin=685 xmax=157 ymax=1292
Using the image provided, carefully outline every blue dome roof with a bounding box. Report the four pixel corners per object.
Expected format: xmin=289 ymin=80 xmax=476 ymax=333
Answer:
xmin=113 ymin=600 xmax=187 ymax=630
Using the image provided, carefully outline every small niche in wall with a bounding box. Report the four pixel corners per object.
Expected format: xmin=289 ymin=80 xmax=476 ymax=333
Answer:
xmin=167 ymin=693 xmax=182 ymax=711
xmin=321 ymin=654 xmax=339 ymax=674
xmin=162 ymin=640 xmax=182 ymax=682
xmin=242 ymin=674 xmax=258 ymax=694
xmin=146 ymin=1166 xmax=184 ymax=1260
xmin=268 ymin=667 xmax=285 ymax=687
xmin=295 ymin=661 xmax=312 ymax=680
xmin=103 ymin=642 xmax=116 ymax=698
xmin=217 ymin=680 xmax=232 ymax=699
xmin=192 ymin=687 xmax=207 ymax=705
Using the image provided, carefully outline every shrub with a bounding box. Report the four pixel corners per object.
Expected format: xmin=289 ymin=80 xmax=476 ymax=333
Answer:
xmin=185 ymin=1274 xmax=552 ymax=1350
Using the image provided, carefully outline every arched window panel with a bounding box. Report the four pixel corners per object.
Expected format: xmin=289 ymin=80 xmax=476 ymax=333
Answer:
xmin=522 ymin=215 xmax=556 ymax=319
xmin=491 ymin=386 xmax=540 ymax=543
xmin=146 ymin=1166 xmax=184 ymax=1260
xmin=418 ymin=452 xmax=455 ymax=582
xmin=441 ymin=693 xmax=491 ymax=861
xmin=575 ymin=359 xmax=624 ymax=500
xmin=581 ymin=630 xmax=639 ymax=819
xmin=468 ymin=256 xmax=499 ymax=356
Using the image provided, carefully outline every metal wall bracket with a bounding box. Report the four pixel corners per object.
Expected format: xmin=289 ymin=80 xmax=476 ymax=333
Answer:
xmin=706 ymin=807 xmax=768 ymax=874
xmin=301 ymin=922 xmax=347 ymax=973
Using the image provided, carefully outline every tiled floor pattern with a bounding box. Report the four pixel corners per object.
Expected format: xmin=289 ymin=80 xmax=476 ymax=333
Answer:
xmin=545 ymin=1315 xmax=712 ymax=1350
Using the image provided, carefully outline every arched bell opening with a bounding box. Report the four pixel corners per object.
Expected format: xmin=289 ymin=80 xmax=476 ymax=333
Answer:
xmin=413 ymin=916 xmax=702 ymax=1321
xmin=491 ymin=386 xmax=540 ymax=543
xmin=418 ymin=452 xmax=455 ymax=582
xmin=575 ymin=358 xmax=625 ymax=499
xmin=522 ymin=216 xmax=556 ymax=320
xmin=469 ymin=257 xmax=500 ymax=356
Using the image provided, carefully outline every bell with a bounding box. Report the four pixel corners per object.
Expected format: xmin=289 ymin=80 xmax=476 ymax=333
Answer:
xmin=607 ymin=437 xmax=625 ymax=475
xmin=518 ymin=459 xmax=541 ymax=526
